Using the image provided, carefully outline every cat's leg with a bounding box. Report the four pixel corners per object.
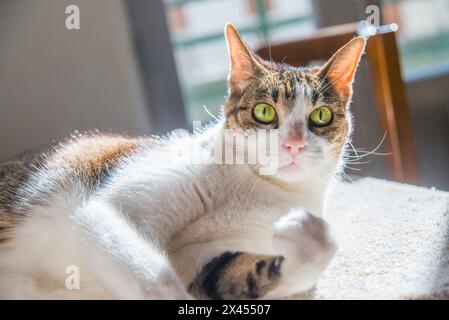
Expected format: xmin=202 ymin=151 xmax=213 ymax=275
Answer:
xmin=73 ymin=200 xmax=191 ymax=299
xmin=266 ymin=209 xmax=336 ymax=298
xmin=188 ymin=210 xmax=335 ymax=299
xmin=188 ymin=251 xmax=284 ymax=299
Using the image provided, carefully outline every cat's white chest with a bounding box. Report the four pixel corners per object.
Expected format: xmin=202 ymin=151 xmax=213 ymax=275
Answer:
xmin=167 ymin=182 xmax=325 ymax=285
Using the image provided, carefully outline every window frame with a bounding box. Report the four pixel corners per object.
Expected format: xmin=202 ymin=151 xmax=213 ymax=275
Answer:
xmin=125 ymin=0 xmax=187 ymax=134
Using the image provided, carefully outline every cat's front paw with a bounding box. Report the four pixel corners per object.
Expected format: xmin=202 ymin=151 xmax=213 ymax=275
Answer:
xmin=271 ymin=209 xmax=336 ymax=293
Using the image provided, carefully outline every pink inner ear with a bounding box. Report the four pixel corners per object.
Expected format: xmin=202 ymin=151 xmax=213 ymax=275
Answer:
xmin=326 ymin=37 xmax=366 ymax=96
xmin=328 ymin=66 xmax=355 ymax=96
xmin=229 ymin=48 xmax=253 ymax=81
xmin=225 ymin=24 xmax=258 ymax=89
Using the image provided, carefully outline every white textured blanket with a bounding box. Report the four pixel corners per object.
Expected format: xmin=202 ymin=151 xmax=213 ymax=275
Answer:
xmin=304 ymin=177 xmax=449 ymax=299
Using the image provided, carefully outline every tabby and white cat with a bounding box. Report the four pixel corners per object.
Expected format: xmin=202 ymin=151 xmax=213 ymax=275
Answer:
xmin=0 ymin=24 xmax=365 ymax=299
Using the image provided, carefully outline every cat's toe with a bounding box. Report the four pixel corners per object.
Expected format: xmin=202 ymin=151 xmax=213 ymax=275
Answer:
xmin=267 ymin=256 xmax=283 ymax=279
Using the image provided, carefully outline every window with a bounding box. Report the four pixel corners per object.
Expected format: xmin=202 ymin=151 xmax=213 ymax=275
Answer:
xmin=165 ymin=0 xmax=449 ymax=122
xmin=164 ymin=0 xmax=314 ymax=123
xmin=382 ymin=0 xmax=449 ymax=79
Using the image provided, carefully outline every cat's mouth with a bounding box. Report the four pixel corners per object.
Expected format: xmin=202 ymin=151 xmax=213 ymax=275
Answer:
xmin=279 ymin=160 xmax=299 ymax=171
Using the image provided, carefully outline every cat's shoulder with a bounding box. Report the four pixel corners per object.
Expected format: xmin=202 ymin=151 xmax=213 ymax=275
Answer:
xmin=0 ymin=132 xmax=158 ymax=213
xmin=51 ymin=131 xmax=157 ymax=177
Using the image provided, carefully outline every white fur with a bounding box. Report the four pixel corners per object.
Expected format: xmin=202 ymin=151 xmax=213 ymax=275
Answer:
xmin=0 ymin=111 xmax=340 ymax=299
xmin=269 ymin=209 xmax=337 ymax=296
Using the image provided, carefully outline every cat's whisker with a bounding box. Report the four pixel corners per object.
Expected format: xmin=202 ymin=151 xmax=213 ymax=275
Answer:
xmin=324 ymin=166 xmax=348 ymax=184
xmin=339 ymin=170 xmax=355 ymax=183
xmin=340 ymin=132 xmax=389 ymax=178
xmin=203 ymin=105 xmax=220 ymax=122
xmin=268 ymin=40 xmax=275 ymax=73
xmin=345 ymin=131 xmax=390 ymax=162
xmin=345 ymin=151 xmax=391 ymax=157
xmin=348 ymin=141 xmax=359 ymax=158
xmin=278 ymin=56 xmax=287 ymax=81
xmin=344 ymin=160 xmax=371 ymax=165
xmin=343 ymin=165 xmax=362 ymax=171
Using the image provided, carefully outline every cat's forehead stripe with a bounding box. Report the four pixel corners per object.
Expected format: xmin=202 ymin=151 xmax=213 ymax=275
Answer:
xmin=271 ymin=87 xmax=279 ymax=103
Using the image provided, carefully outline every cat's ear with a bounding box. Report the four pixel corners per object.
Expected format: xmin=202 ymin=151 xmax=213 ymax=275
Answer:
xmin=318 ymin=36 xmax=366 ymax=97
xmin=225 ymin=23 xmax=263 ymax=91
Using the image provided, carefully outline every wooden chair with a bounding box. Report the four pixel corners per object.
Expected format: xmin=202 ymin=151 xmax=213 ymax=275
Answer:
xmin=257 ymin=22 xmax=419 ymax=184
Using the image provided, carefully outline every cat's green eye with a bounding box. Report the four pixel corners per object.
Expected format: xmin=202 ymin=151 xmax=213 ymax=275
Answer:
xmin=309 ymin=106 xmax=333 ymax=127
xmin=253 ymin=103 xmax=277 ymax=124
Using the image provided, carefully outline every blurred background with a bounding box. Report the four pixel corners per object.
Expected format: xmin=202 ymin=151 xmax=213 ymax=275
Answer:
xmin=0 ymin=0 xmax=448 ymax=189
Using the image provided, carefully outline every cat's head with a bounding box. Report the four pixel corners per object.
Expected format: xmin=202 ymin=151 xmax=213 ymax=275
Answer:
xmin=222 ymin=24 xmax=365 ymax=183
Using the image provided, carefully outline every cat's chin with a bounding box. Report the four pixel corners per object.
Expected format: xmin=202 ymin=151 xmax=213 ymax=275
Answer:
xmin=271 ymin=165 xmax=305 ymax=183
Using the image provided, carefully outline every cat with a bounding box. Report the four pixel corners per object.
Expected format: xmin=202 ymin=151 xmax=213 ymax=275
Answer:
xmin=0 ymin=23 xmax=365 ymax=299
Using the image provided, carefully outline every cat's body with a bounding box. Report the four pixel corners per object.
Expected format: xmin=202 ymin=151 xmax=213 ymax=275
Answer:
xmin=0 ymin=24 xmax=365 ymax=299
xmin=0 ymin=125 xmax=330 ymax=299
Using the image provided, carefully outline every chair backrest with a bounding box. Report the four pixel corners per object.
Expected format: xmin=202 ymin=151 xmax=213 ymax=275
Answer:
xmin=257 ymin=23 xmax=419 ymax=184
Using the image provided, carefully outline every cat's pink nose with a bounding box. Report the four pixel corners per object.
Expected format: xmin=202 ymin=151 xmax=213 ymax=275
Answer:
xmin=283 ymin=136 xmax=305 ymax=156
